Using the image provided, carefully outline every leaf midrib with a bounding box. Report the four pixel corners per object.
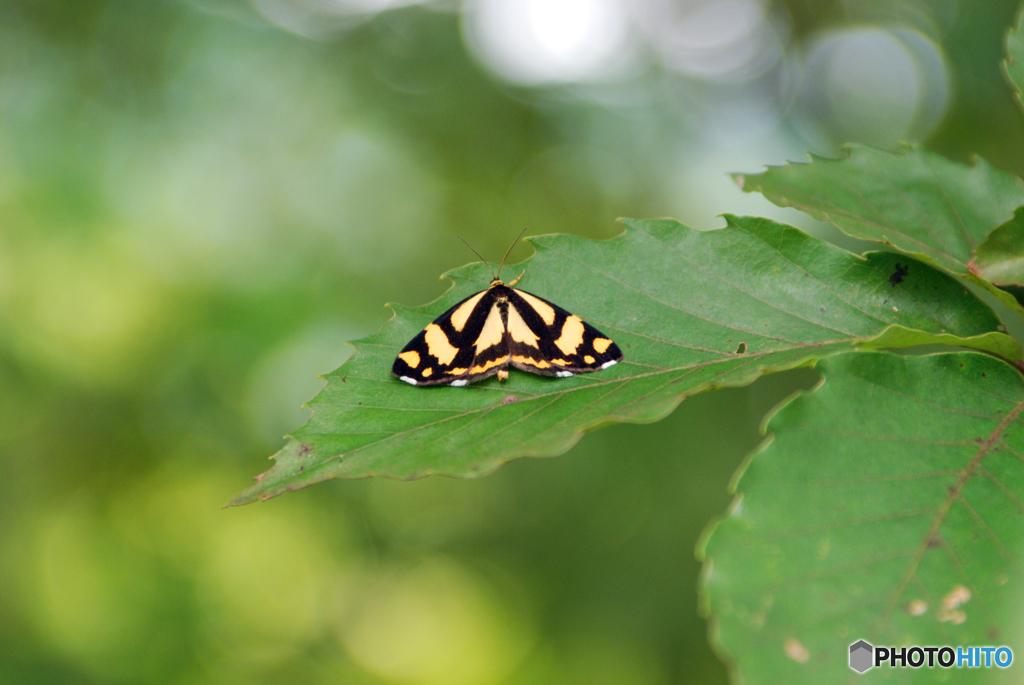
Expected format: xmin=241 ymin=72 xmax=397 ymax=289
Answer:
xmin=299 ymin=340 xmax=847 ymax=473
xmin=298 ymin=227 xmax=1008 ymax=479
xmin=872 ymin=397 xmax=1024 ymax=641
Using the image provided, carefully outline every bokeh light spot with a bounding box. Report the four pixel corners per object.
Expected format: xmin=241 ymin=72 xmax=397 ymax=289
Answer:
xmin=252 ymin=0 xmax=430 ymax=38
xmin=3 ymin=237 xmax=169 ymax=388
xmin=462 ymin=0 xmax=634 ymax=85
xmin=791 ymin=27 xmax=949 ymax=148
xmin=639 ymin=0 xmax=787 ymax=82
xmin=340 ymin=557 xmax=534 ymax=684
xmin=196 ymin=505 xmax=348 ymax=656
xmin=30 ymin=506 xmax=164 ymax=680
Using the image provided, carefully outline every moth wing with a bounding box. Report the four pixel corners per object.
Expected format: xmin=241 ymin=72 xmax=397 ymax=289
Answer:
xmin=392 ymin=288 xmax=509 ymax=386
xmin=508 ymin=289 xmax=622 ymax=377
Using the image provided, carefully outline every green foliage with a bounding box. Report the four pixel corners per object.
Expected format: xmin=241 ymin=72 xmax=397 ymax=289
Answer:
xmin=9 ymin=0 xmax=1024 ymax=683
xmin=1006 ymin=7 xmax=1024 ymax=114
xmin=700 ymin=352 xmax=1024 ymax=684
xmin=233 ymin=216 xmax=1016 ymax=505
xmin=972 ymin=207 xmax=1024 ymax=299
xmin=694 ymin=20 xmax=1024 ymax=682
xmin=735 ymin=145 xmax=1024 ymax=315
xmin=227 ymin=10 xmax=1024 ymax=684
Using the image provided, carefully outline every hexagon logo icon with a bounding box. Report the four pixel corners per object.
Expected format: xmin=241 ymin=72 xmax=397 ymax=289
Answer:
xmin=849 ymin=640 xmax=874 ymax=673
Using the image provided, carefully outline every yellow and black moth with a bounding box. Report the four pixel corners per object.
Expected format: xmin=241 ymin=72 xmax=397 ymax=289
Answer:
xmin=392 ymin=229 xmax=623 ymax=387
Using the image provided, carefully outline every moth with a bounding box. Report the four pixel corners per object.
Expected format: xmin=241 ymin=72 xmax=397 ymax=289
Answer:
xmin=392 ymin=229 xmax=623 ymax=387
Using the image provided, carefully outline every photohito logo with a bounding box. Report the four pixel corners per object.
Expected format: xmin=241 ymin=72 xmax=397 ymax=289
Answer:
xmin=849 ymin=640 xmax=1013 ymax=673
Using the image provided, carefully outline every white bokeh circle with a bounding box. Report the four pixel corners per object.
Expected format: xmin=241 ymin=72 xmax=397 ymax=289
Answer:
xmin=461 ymin=0 xmax=635 ymax=85
xmin=789 ymin=26 xmax=950 ymax=148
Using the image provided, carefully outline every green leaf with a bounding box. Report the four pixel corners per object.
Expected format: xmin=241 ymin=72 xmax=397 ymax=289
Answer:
xmin=231 ymin=217 xmax=1018 ymax=505
xmin=971 ymin=206 xmax=1024 ymax=303
xmin=735 ymin=145 xmax=1024 ymax=316
xmin=859 ymin=325 xmax=1021 ymax=362
xmin=699 ymin=352 xmax=1024 ymax=684
xmin=1005 ymin=6 xmax=1024 ymax=114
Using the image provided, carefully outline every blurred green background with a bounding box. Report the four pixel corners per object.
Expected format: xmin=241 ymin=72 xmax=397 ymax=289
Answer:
xmin=3 ymin=1 xmax=1024 ymax=683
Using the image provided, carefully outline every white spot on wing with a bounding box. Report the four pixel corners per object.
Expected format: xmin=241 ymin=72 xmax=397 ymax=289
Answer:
xmin=600 ymin=360 xmax=617 ymax=369
xmin=399 ymin=376 xmax=418 ymax=386
xmin=450 ymin=379 xmax=469 ymax=387
xmin=556 ymin=371 xmax=573 ymax=378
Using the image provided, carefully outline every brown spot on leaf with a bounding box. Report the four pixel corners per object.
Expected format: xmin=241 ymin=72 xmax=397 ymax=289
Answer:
xmin=501 ymin=395 xmax=520 ymax=405
xmin=784 ymin=638 xmax=810 ymax=663
xmin=936 ymin=586 xmax=971 ymax=624
xmin=940 ymin=610 xmax=966 ymax=624
xmin=906 ymin=599 xmax=928 ymax=616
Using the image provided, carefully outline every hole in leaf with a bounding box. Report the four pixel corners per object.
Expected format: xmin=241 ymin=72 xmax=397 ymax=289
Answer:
xmin=735 ymin=342 xmax=747 ymax=354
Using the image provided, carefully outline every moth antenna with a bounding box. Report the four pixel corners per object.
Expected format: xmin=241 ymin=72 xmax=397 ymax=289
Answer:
xmin=497 ymin=226 xmax=529 ymax=280
xmin=457 ymin=236 xmax=497 ymax=280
